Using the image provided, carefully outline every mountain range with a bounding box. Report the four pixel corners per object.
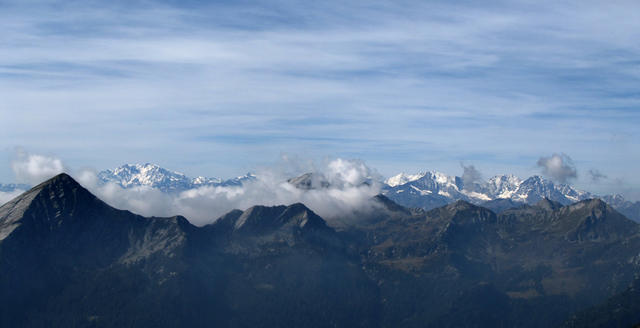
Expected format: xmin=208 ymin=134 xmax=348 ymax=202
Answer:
xmin=97 ymin=163 xmax=256 ymax=192
xmin=0 ymin=183 xmax=30 ymax=192
xmin=382 ymin=171 xmax=640 ymax=222
xmin=1 ymin=163 xmax=639 ymax=222
xmin=1 ymin=173 xmax=640 ymax=326
xmin=97 ymin=164 xmax=640 ymax=221
xmin=384 ymin=171 xmax=591 ymax=206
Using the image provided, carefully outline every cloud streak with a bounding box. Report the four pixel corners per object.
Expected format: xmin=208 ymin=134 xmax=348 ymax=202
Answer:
xmin=0 ymin=0 xmax=639 ymax=194
xmin=588 ymin=169 xmax=607 ymax=183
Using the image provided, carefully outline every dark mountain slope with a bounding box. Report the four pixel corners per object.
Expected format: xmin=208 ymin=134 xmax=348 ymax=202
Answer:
xmin=481 ymin=198 xmax=524 ymax=213
xmin=0 ymin=174 xmax=220 ymax=327
xmin=355 ymin=198 xmax=640 ymax=327
xmin=564 ymin=278 xmax=640 ymax=327
xmin=2 ymin=174 xmax=640 ymax=327
xmin=0 ymin=174 xmax=378 ymax=328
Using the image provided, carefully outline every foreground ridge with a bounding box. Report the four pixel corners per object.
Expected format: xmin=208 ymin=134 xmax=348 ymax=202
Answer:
xmin=1 ymin=174 xmax=640 ymax=327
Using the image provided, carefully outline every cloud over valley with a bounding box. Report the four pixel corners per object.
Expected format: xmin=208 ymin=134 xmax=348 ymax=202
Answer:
xmin=6 ymin=152 xmax=382 ymax=226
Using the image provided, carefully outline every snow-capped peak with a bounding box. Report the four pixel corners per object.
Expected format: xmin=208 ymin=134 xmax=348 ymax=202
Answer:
xmin=103 ymin=163 xmax=184 ymax=188
xmin=98 ymin=163 xmax=252 ymax=192
xmin=431 ymin=171 xmax=457 ymax=186
xmin=487 ymin=174 xmax=522 ymax=199
xmin=555 ymin=183 xmax=592 ymax=202
xmin=383 ymin=170 xmax=597 ymax=210
xmin=385 ymin=172 xmax=427 ymax=187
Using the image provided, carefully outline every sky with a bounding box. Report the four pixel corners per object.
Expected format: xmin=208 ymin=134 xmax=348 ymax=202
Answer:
xmin=1 ymin=0 xmax=639 ymax=200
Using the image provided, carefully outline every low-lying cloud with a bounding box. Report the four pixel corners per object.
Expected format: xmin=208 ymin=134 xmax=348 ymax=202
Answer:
xmin=536 ymin=153 xmax=577 ymax=184
xmin=1 ymin=151 xmax=385 ymax=225
xmin=71 ymin=157 xmax=383 ymax=226
xmin=0 ymin=189 xmax=25 ymax=205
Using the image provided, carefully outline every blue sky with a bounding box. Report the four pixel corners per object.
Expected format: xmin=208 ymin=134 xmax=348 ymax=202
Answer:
xmin=0 ymin=0 xmax=639 ymax=199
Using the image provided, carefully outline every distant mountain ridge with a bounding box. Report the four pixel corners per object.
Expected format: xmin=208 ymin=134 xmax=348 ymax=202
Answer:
xmin=0 ymin=183 xmax=29 ymax=193
xmin=97 ymin=163 xmax=255 ymax=192
xmin=1 ymin=163 xmax=638 ymax=222
xmin=384 ymin=171 xmax=592 ymax=205
xmin=382 ymin=170 xmax=640 ymax=221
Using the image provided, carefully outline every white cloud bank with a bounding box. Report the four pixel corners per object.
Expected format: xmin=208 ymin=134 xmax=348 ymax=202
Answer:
xmin=0 ymin=189 xmax=25 ymax=205
xmin=3 ymin=151 xmax=383 ymax=225
xmin=69 ymin=157 xmax=383 ymax=226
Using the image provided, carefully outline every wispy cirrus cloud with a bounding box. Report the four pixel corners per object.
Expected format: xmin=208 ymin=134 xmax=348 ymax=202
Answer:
xmin=0 ymin=0 xmax=639 ymax=195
